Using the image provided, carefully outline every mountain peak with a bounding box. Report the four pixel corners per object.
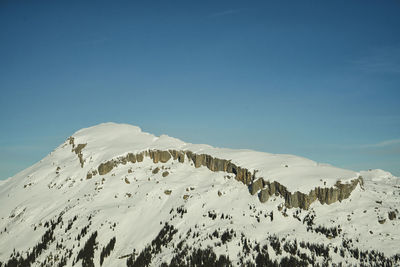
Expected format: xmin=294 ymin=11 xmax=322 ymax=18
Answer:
xmin=73 ymin=122 xmax=144 ymax=140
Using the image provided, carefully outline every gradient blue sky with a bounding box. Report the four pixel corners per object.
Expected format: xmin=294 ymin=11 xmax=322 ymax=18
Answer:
xmin=1 ymin=1 xmax=399 ymax=179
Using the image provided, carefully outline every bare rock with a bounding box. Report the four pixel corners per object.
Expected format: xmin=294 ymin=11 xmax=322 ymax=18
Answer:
xmin=72 ymin=143 xmax=87 ymax=167
xmin=98 ymin=160 xmax=115 ymax=175
xmin=250 ymin=178 xmax=264 ymax=195
xmin=126 ymin=153 xmax=136 ymax=163
xmin=259 ymin=189 xmax=269 ymax=203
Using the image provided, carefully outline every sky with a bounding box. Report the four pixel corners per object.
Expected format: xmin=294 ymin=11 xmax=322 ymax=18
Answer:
xmin=0 ymin=1 xmax=399 ymax=179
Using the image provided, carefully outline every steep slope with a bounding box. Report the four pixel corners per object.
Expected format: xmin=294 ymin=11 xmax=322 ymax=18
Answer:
xmin=0 ymin=123 xmax=399 ymax=266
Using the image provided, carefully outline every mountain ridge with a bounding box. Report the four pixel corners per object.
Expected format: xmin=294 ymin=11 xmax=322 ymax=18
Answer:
xmin=66 ymin=122 xmax=361 ymax=192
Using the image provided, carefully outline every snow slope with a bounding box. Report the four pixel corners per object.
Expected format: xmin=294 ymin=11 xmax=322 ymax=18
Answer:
xmin=0 ymin=123 xmax=399 ymax=266
xmin=71 ymin=123 xmax=358 ymax=192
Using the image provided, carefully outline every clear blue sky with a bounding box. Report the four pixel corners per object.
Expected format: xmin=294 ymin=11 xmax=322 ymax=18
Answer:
xmin=1 ymin=1 xmax=399 ymax=179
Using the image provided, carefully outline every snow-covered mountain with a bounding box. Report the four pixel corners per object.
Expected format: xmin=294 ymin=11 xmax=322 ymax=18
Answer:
xmin=0 ymin=123 xmax=399 ymax=267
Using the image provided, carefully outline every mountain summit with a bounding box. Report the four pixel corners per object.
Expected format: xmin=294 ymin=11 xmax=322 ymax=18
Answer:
xmin=0 ymin=123 xmax=399 ymax=266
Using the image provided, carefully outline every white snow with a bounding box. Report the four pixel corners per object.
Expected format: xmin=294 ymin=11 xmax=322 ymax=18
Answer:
xmin=72 ymin=122 xmax=359 ymax=193
xmin=0 ymin=122 xmax=398 ymax=266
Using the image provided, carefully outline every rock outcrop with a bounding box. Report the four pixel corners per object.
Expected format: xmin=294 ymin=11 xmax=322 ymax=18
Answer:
xmin=252 ymin=177 xmax=363 ymax=209
xmin=93 ymin=149 xmax=362 ymax=210
xmin=146 ymin=150 xmax=171 ymax=163
xmin=97 ymin=152 xmax=143 ymax=175
xmin=389 ymin=211 xmax=397 ymax=220
xmin=95 ymin=149 xmax=254 ymax=185
xmin=259 ymin=189 xmax=269 ymax=203
xmin=250 ymin=178 xmax=264 ymax=195
xmin=68 ymin=137 xmax=86 ymax=167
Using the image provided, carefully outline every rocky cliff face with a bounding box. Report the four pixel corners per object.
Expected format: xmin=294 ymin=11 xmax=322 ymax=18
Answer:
xmin=253 ymin=178 xmax=363 ymax=209
xmin=93 ymin=149 xmax=362 ymax=210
